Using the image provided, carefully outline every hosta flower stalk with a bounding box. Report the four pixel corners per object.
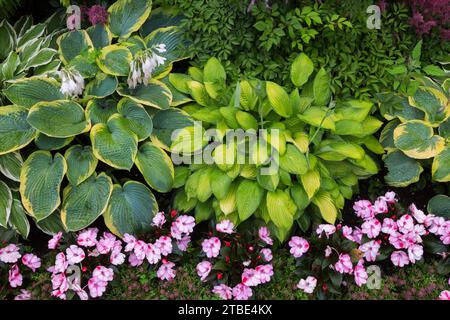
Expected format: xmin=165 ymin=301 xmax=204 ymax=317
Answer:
xmin=58 ymin=68 xmax=85 ymax=97
xmin=127 ymin=44 xmax=167 ymax=89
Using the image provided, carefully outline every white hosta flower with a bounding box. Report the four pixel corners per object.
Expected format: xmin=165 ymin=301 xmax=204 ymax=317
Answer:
xmin=155 ymin=43 xmax=167 ymax=53
xmin=127 ymin=44 xmax=167 ymax=89
xmin=59 ymin=69 xmax=85 ymax=97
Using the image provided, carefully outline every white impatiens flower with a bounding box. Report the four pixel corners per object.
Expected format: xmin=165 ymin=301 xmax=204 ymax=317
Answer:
xmin=127 ymin=43 xmax=167 ymax=89
xmin=59 ymin=68 xmax=85 ymax=97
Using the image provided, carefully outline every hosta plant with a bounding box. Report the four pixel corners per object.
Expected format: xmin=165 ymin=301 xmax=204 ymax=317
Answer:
xmin=168 ymin=54 xmax=383 ymax=241
xmin=377 ymin=76 xmax=450 ymax=187
xmin=0 ymin=0 xmax=189 ymax=238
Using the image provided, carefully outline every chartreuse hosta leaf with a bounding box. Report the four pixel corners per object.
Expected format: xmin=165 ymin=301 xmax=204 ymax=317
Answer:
xmin=20 ymin=151 xmax=66 ymax=221
xmin=0 ymin=152 xmax=23 ymax=182
xmin=91 ymin=114 xmax=138 ymax=170
xmin=9 ymin=199 xmax=30 ymax=239
xmin=57 ymin=30 xmax=93 ymax=64
xmin=108 ymin=0 xmax=152 ymax=38
xmin=393 ymin=120 xmax=445 ymax=159
xmin=202 ymin=57 xmax=226 ymax=100
xmin=236 ymin=180 xmax=264 ymax=222
xmin=64 ymin=145 xmax=98 ymax=186
xmin=266 ymin=81 xmax=292 ymax=117
xmin=291 ymin=53 xmax=314 ymax=88
xmin=279 ymin=144 xmax=308 ymax=174
xmin=0 ymin=181 xmax=12 ymax=227
xmin=61 ymin=173 xmax=113 ymax=231
xmin=27 ymin=100 xmax=91 ymax=138
xmin=0 ymin=106 xmax=36 ymax=155
xmin=266 ymin=190 xmax=297 ymax=230
xmin=135 ymin=142 xmax=174 ymax=193
xmin=313 ymin=68 xmax=331 ymax=106
xmin=298 ymin=106 xmax=335 ymax=130
xmin=432 ymin=146 xmax=450 ymax=182
xmin=117 ymin=80 xmax=172 ymax=109
xmin=96 ymin=44 xmax=132 ymax=76
xmin=117 ymin=97 xmax=153 ymax=141
xmin=4 ymin=78 xmax=64 ymax=108
xmin=300 ymin=169 xmax=321 ymax=199
xmin=312 ymin=191 xmax=337 ymax=224
xmin=384 ymin=150 xmax=423 ymax=187
xmin=104 ymin=181 xmax=158 ymax=237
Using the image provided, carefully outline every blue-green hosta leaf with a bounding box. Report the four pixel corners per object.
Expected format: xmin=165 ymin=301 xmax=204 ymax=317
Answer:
xmin=57 ymin=30 xmax=93 ymax=64
xmin=427 ymin=195 xmax=450 ymax=219
xmin=64 ymin=145 xmax=98 ymax=186
xmin=9 ymin=199 xmax=30 ymax=239
xmin=394 ymin=120 xmax=445 ymax=159
xmin=27 ymin=100 xmax=91 ymax=138
xmin=117 ymin=80 xmax=172 ymax=109
xmin=439 ymin=117 xmax=450 ymax=139
xmin=35 ymin=211 xmax=66 ymax=235
xmin=236 ymin=180 xmax=264 ymax=222
xmin=150 ymin=108 xmax=194 ymax=150
xmin=266 ymin=81 xmax=292 ymax=117
xmin=135 ymin=142 xmax=174 ymax=193
xmin=84 ymin=74 xmax=118 ymax=98
xmin=90 ymin=114 xmax=138 ymax=170
xmin=0 ymin=106 xmax=36 ymax=155
xmin=20 ymin=151 xmax=66 ymax=221
xmin=86 ymin=99 xmax=118 ymax=125
xmin=266 ymin=190 xmax=296 ymax=230
xmin=384 ymin=150 xmax=423 ymax=187
xmin=380 ymin=119 xmax=400 ymax=151
xmin=408 ymin=86 xmax=449 ymax=125
xmin=96 ymin=44 xmax=132 ymax=76
xmin=104 ymin=181 xmax=158 ymax=237
xmin=140 ymin=7 xmax=184 ymax=37
xmin=0 ymin=181 xmax=12 ymax=227
xmin=61 ymin=173 xmax=113 ymax=231
xmin=117 ymin=97 xmax=153 ymax=141
xmin=3 ymin=78 xmax=64 ymax=108
xmin=108 ymin=0 xmax=152 ymax=38
xmin=0 ymin=152 xmax=23 ymax=182
xmin=35 ymin=133 xmax=74 ymax=151
xmin=86 ymin=24 xmax=112 ymax=49
xmin=291 ymin=53 xmax=314 ymax=88
xmin=432 ymin=146 xmax=450 ymax=182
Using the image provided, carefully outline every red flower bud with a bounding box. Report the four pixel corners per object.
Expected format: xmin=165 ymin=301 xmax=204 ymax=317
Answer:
xmin=248 ymin=246 xmax=254 ymax=252
xmin=322 ymin=283 xmax=328 ymax=291
xmin=217 ymin=273 xmax=223 ymax=280
xmin=170 ymin=210 xmax=177 ymax=218
xmin=257 ymin=255 xmax=261 ymax=260
xmin=81 ymin=266 xmax=87 ymax=272
xmin=225 ymin=256 xmax=230 ymax=263
xmin=225 ymin=241 xmax=231 ymax=247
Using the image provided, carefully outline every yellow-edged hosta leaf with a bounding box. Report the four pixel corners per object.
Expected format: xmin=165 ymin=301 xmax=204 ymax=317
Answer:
xmin=64 ymin=145 xmax=98 ymax=186
xmin=57 ymin=30 xmax=93 ymax=64
xmin=96 ymin=44 xmax=132 ymax=76
xmin=409 ymin=86 xmax=449 ymax=125
xmin=117 ymin=97 xmax=153 ymax=141
xmin=432 ymin=146 xmax=450 ymax=182
xmin=0 ymin=151 xmax=23 ymax=182
xmin=117 ymin=80 xmax=172 ymax=109
xmin=108 ymin=0 xmax=152 ymax=38
xmin=383 ymin=150 xmax=423 ymax=187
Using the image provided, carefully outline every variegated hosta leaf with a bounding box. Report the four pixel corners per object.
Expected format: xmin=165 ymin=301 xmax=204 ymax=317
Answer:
xmin=27 ymin=100 xmax=91 ymax=138
xmin=236 ymin=180 xmax=264 ymax=222
xmin=393 ymin=120 xmax=445 ymax=159
xmin=0 ymin=106 xmax=36 ymax=155
xmin=3 ymin=78 xmax=64 ymax=108
xmin=117 ymin=97 xmax=153 ymax=141
xmin=61 ymin=173 xmax=113 ymax=231
xmin=427 ymin=195 xmax=450 ymax=219
xmin=86 ymin=99 xmax=118 ymax=125
xmin=96 ymin=44 xmax=132 ymax=76
xmin=84 ymin=74 xmax=118 ymax=98
xmin=57 ymin=30 xmax=93 ymax=64
xmin=64 ymin=145 xmax=98 ymax=186
xmin=159 ymin=77 xmax=193 ymax=107
xmin=384 ymin=150 xmax=423 ymax=187
xmin=408 ymin=86 xmax=449 ymax=125
xmin=116 ymin=80 xmax=172 ymax=109
xmin=9 ymin=199 xmax=30 ymax=239
xmin=90 ymin=114 xmax=138 ymax=170
xmin=86 ymin=24 xmax=112 ymax=49
xmin=0 ymin=181 xmax=12 ymax=227
xmin=140 ymin=7 xmax=184 ymax=37
xmin=35 ymin=133 xmax=74 ymax=151
xmin=103 ymin=181 xmax=158 ymax=237
xmin=135 ymin=142 xmax=174 ymax=193
xmin=35 ymin=211 xmax=66 ymax=236
xmin=0 ymin=152 xmax=23 ymax=182
xmin=108 ymin=0 xmax=152 ymax=38
xmin=432 ymin=146 xmax=450 ymax=182
xmin=20 ymin=151 xmax=66 ymax=221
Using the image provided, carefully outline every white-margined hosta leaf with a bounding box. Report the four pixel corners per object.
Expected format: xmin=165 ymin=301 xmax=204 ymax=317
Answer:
xmin=0 ymin=181 xmax=12 ymax=227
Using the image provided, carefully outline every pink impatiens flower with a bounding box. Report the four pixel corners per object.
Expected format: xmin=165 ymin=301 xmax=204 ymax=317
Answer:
xmin=260 ymin=248 xmax=273 ymax=262
xmin=359 ymin=240 xmax=380 ymax=262
xmin=397 ymin=215 xmax=415 ymax=234
xmin=216 ymin=220 xmax=235 ymax=234
xmin=48 ymin=232 xmax=63 ymax=250
xmin=297 ymin=276 xmax=317 ymax=294
xmin=361 ymin=219 xmax=381 ymax=238
xmin=157 ymin=261 xmax=176 ymax=281
xmin=202 ymin=237 xmax=221 ymax=258
xmin=353 ymin=200 xmax=374 ymax=220
xmin=88 ymin=277 xmax=108 ymax=298
xmin=232 ymin=283 xmax=252 ymax=300
xmin=8 ymin=264 xmax=22 ymax=288
xmin=382 ymin=191 xmax=397 ymax=204
xmin=152 ymin=211 xmax=166 ymax=228
xmin=288 ymin=236 xmax=309 ymax=258
xmin=0 ymin=244 xmax=21 ymax=263
xmin=110 ymin=246 xmax=125 ymax=266
xmin=439 ymin=290 xmax=450 ymax=300
xmin=146 ymin=243 xmax=161 ymax=265
xmin=381 ymin=218 xmax=398 ymax=235
xmin=155 ymin=236 xmax=173 ymax=256
xmin=316 ymin=224 xmax=336 ymax=238
xmin=93 ymin=266 xmax=114 ymax=282
xmin=354 ymin=260 xmax=368 ymax=287
xmin=334 ymin=253 xmax=353 ymax=274
xmin=407 ymin=244 xmax=423 ymax=263
xmin=258 ymin=227 xmax=273 ymax=246
xmin=53 ymin=252 xmax=68 ymax=273
xmin=342 ymin=226 xmax=354 ymax=241
xmin=391 ymin=251 xmax=410 ymax=267
xmin=176 ymin=235 xmax=191 ymax=252
xmin=373 ymin=198 xmax=388 ymax=214
xmin=212 ymin=284 xmax=233 ymax=300
xmin=409 ymin=204 xmax=426 ymax=224
xmin=96 ymin=232 xmax=117 ymax=254
xmin=22 ymin=253 xmax=41 ymax=272
xmin=77 ymin=228 xmax=98 ymax=247
xmin=255 ymin=264 xmax=273 ymax=284
xmin=174 ymin=215 xmax=195 ymax=234
xmin=66 ymin=245 xmax=86 ymax=265
xmin=196 ymin=261 xmax=212 ymax=281
xmin=242 ymin=268 xmax=261 ymax=287
xmin=14 ymin=289 xmax=31 ymax=300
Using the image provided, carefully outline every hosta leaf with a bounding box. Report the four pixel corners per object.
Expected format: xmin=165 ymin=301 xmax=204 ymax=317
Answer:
xmin=432 ymin=147 xmax=450 ymax=182
xmin=108 ymin=0 xmax=152 ymax=38
xmin=266 ymin=190 xmax=296 ymax=229
xmin=22 ymin=48 xmax=57 ymax=70
xmin=35 ymin=211 xmax=66 ymax=235
xmin=90 ymin=114 xmax=138 ymax=170
xmin=35 ymin=133 xmax=74 ymax=151
xmin=394 ymin=120 xmax=445 ymax=159
xmin=159 ymin=77 xmax=192 ymax=106
xmin=313 ymin=68 xmax=331 ymax=106
xmin=0 ymin=106 xmax=36 ymax=155
xmin=312 ymin=191 xmax=337 ymax=224
xmin=86 ymin=99 xmax=118 ymax=125
xmin=196 ymin=168 xmax=213 ymax=202
xmin=135 ymin=142 xmax=174 ymax=193
xmin=236 ymin=180 xmax=264 ymax=221
xmin=171 ymin=125 xmax=208 ymax=155
xmin=4 ymin=78 xmax=63 ymax=108
xmin=0 ymin=152 xmax=23 ymax=182
xmin=256 ymin=169 xmax=279 ymax=192
xmin=279 ymin=144 xmax=308 ymax=174
xmin=57 ymin=30 xmax=93 ymax=64
xmin=96 ymin=44 xmax=132 ymax=76
xmin=334 ymin=100 xmax=373 ymax=122
xmin=187 ymin=81 xmax=213 ymax=107
xmin=104 ymin=181 xmax=158 ymax=236
xmin=173 ymin=189 xmax=197 ymax=212
xmin=202 ymin=57 xmax=226 ymax=99
xmin=117 ymin=97 xmax=153 ymax=141
xmin=380 ymin=119 xmax=400 ymax=150
xmin=210 ymin=168 xmax=233 ymax=200
xmin=173 ymin=166 xmax=190 ymax=188
xmin=9 ymin=199 xmax=30 ymax=239
xmin=427 ymin=195 xmax=450 ymax=219
xmin=266 ymin=81 xmax=292 ymax=117
xmin=86 ymin=23 xmax=112 ymax=49
xmin=291 ymin=53 xmax=314 ymax=87
xmin=195 ymin=200 xmax=213 ymax=223
xmin=298 ymin=106 xmax=335 ymax=130
xmin=84 ymin=74 xmax=118 ymax=98
xmin=409 ymin=86 xmax=449 ymax=125
xmin=384 ymin=150 xmax=423 ymax=187
xmin=20 ymin=151 xmax=66 ymax=221
xmin=300 ymin=169 xmax=321 ymax=199
xmin=219 ymin=182 xmax=238 ymax=215
xmin=290 ymin=185 xmax=310 ymax=211
xmin=61 ymin=173 xmax=113 ymax=231
xmin=27 ymin=100 xmax=90 ymax=138
xmin=0 ymin=181 xmax=12 ymax=227
xmin=117 ymin=80 xmax=172 ymax=109
xmin=64 ymin=145 xmax=98 ymax=186
xmin=151 ymin=108 xmax=193 ymax=150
